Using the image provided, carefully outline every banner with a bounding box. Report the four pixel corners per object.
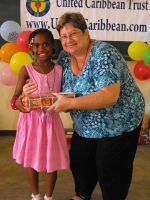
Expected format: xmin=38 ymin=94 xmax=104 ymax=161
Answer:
xmin=21 ymin=0 xmax=150 ymax=42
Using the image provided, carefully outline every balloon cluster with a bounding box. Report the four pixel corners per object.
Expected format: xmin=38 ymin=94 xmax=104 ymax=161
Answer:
xmin=0 ymin=20 xmax=33 ymax=86
xmin=128 ymin=34 xmax=150 ymax=80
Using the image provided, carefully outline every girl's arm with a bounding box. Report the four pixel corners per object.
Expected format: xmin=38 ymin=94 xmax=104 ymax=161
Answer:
xmin=11 ymin=66 xmax=29 ymax=112
xmin=13 ymin=66 xmax=29 ymax=96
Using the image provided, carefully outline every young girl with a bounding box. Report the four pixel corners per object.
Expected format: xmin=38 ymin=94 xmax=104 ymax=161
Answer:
xmin=10 ymin=29 xmax=69 ymax=200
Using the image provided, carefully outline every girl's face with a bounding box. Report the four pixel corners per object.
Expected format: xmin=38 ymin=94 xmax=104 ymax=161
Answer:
xmin=59 ymin=23 xmax=89 ymax=55
xmin=31 ymin=33 xmax=54 ymax=60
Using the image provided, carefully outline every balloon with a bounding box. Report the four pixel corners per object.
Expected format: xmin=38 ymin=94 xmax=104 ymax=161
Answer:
xmin=128 ymin=41 xmax=149 ymax=61
xmin=10 ymin=52 xmax=32 ymax=74
xmin=0 ymin=42 xmax=21 ymax=63
xmin=134 ymin=61 xmax=150 ymax=80
xmin=16 ymin=30 xmax=32 ymax=52
xmin=28 ymin=51 xmax=33 ymax=59
xmin=147 ymin=33 xmax=150 ymax=46
xmin=143 ymin=49 xmax=150 ymax=67
xmin=0 ymin=64 xmax=18 ymax=86
xmin=0 ymin=20 xmax=21 ymax=42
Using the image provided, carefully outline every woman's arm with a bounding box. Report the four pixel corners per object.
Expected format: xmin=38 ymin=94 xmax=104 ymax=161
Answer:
xmin=47 ymin=83 xmax=120 ymax=112
xmin=22 ymin=82 xmax=37 ymax=96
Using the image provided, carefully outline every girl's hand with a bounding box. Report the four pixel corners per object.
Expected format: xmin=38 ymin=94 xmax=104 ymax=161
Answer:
xmin=23 ymin=82 xmax=37 ymax=96
xmin=47 ymin=93 xmax=72 ymax=112
xmin=15 ymin=96 xmax=30 ymax=113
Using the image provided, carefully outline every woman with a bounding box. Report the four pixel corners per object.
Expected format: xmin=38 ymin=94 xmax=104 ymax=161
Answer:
xmin=17 ymin=12 xmax=145 ymax=200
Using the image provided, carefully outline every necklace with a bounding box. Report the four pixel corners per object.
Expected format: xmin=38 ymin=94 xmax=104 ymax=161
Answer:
xmin=36 ymin=61 xmax=55 ymax=94
xmin=72 ymin=43 xmax=90 ymax=71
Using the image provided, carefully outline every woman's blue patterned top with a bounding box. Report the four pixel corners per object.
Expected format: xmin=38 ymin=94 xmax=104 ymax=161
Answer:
xmin=57 ymin=40 xmax=145 ymax=138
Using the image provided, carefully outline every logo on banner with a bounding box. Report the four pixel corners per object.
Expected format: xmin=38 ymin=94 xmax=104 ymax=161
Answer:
xmin=26 ymin=0 xmax=50 ymax=17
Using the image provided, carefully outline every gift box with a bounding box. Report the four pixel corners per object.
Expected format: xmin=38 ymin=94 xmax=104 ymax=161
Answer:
xmin=66 ymin=134 xmax=72 ymax=145
xmin=138 ymin=135 xmax=145 ymax=145
xmin=22 ymin=92 xmax=75 ymax=111
xmin=140 ymin=117 xmax=148 ymax=135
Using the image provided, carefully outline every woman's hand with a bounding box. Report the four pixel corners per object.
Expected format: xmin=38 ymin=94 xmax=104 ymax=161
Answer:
xmin=15 ymin=96 xmax=29 ymax=113
xmin=23 ymin=82 xmax=37 ymax=96
xmin=47 ymin=83 xmax=120 ymax=112
xmin=47 ymin=93 xmax=72 ymax=112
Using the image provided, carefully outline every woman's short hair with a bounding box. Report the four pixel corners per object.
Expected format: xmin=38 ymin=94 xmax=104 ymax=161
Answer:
xmin=56 ymin=12 xmax=88 ymax=34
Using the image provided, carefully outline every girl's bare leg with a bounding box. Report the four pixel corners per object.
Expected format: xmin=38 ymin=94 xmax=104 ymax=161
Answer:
xmin=28 ymin=167 xmax=39 ymax=195
xmin=45 ymin=171 xmax=57 ymax=197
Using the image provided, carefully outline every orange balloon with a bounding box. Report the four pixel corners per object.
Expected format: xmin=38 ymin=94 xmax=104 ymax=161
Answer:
xmin=0 ymin=42 xmax=21 ymax=63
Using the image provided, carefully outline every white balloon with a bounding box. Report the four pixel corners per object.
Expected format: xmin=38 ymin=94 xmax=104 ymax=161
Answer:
xmin=0 ymin=20 xmax=21 ymax=42
xmin=147 ymin=33 xmax=150 ymax=46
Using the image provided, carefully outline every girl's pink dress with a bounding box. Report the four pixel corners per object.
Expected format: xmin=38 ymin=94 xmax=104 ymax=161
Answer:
xmin=13 ymin=63 xmax=70 ymax=172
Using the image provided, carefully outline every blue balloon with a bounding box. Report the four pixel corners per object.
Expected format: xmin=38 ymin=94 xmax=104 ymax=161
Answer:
xmin=147 ymin=33 xmax=150 ymax=46
xmin=0 ymin=21 xmax=21 ymax=42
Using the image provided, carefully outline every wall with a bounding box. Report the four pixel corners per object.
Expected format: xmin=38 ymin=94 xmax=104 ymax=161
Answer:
xmin=0 ymin=60 xmax=150 ymax=130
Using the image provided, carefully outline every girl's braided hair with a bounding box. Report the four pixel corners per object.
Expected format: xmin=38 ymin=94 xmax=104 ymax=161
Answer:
xmin=29 ymin=28 xmax=54 ymax=47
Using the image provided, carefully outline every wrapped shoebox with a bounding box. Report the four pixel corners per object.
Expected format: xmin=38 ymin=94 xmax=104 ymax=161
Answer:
xmin=22 ymin=92 xmax=75 ymax=111
xmin=66 ymin=134 xmax=72 ymax=145
xmin=140 ymin=117 xmax=148 ymax=135
xmin=138 ymin=116 xmax=150 ymax=145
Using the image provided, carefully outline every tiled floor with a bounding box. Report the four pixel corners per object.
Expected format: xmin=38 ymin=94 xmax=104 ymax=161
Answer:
xmin=0 ymin=136 xmax=150 ymax=200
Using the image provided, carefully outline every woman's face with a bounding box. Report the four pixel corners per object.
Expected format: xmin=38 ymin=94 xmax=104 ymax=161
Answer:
xmin=59 ymin=23 xmax=89 ymax=55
